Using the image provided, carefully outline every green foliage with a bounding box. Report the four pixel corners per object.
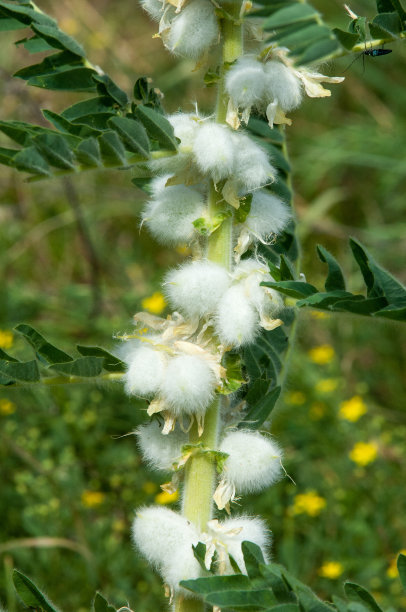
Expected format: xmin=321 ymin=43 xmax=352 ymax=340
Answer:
xmin=13 ymin=569 xmax=59 ymax=612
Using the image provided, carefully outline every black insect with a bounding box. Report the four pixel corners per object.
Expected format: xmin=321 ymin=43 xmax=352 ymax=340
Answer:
xmin=344 ymin=46 xmax=392 ymax=72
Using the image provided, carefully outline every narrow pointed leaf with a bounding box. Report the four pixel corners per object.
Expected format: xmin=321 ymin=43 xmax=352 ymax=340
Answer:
xmin=108 ymin=116 xmax=150 ymax=157
xmin=76 ymin=345 xmax=124 ymax=372
xmin=180 ymin=574 xmax=251 ymax=595
xmin=317 ymin=245 xmax=346 ymax=291
xmin=263 ymin=281 xmax=318 ymax=299
xmin=31 ymin=23 xmax=85 ymax=56
xmin=93 ymin=591 xmax=116 ymax=612
xmin=0 ymin=146 xmax=18 ymax=166
xmin=49 ymin=356 xmax=104 ymax=377
xmin=263 ymin=4 xmax=319 ymax=30
xmin=0 ymin=2 xmax=57 ymax=27
xmin=344 ymin=582 xmax=383 ymax=612
xmin=15 ymin=35 xmax=55 ymax=53
xmin=27 ymin=67 xmax=97 ymax=92
xmin=0 ymin=359 xmax=40 ymax=383
xmin=295 ymin=37 xmax=339 ymax=65
xmin=15 ymin=324 xmax=73 ymax=364
xmin=33 ymin=133 xmax=76 ymax=169
xmin=62 ymin=96 xmax=116 ymax=121
xmin=13 ymin=570 xmax=59 ymax=612
xmin=93 ymin=74 xmax=128 ymax=107
xmin=242 ymin=541 xmax=265 ymax=579
xmin=75 ymin=137 xmax=102 ymax=167
xmin=134 ymin=105 xmax=177 ymax=151
xmin=98 ymin=131 xmax=127 ymax=166
xmin=14 ymin=146 xmax=50 ymax=176
xmin=239 ymin=386 xmax=281 ymax=430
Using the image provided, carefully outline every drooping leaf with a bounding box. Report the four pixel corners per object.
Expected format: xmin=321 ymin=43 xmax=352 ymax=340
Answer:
xmin=49 ymin=357 xmax=105 ymax=378
xmin=92 ymin=73 xmax=128 ymax=107
xmin=263 ymin=281 xmax=318 ymax=299
xmin=317 ymin=245 xmax=346 ymax=291
xmin=76 ymin=345 xmax=124 ymax=373
xmin=15 ymin=323 xmax=73 ymax=364
xmin=0 ymin=1 xmax=57 ymax=28
xmin=239 ymin=386 xmax=281 ymax=430
xmin=13 ymin=569 xmax=59 ymax=612
xmin=31 ymin=22 xmax=85 ymax=56
xmin=0 ymin=358 xmax=40 ymax=383
xmin=344 ymin=582 xmax=383 ymax=612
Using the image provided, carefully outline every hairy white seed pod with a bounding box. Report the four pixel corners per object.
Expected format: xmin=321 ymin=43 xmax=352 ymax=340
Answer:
xmin=168 ymin=113 xmax=200 ymax=149
xmin=192 ymin=122 xmax=235 ymax=182
xmin=263 ymin=61 xmax=303 ymax=111
xmin=132 ymin=506 xmax=202 ymax=591
xmin=124 ymin=346 xmax=167 ymax=397
xmin=233 ymin=258 xmax=283 ymax=317
xmin=217 ymin=516 xmax=271 ymax=573
xmin=232 ymin=133 xmax=275 ymax=191
xmin=245 ymin=191 xmax=291 ymax=240
xmin=167 ymin=0 xmax=219 ymax=59
xmin=142 ymin=184 xmax=206 ymax=245
xmin=161 ymin=354 xmax=216 ymax=414
xmin=165 ymin=260 xmax=230 ymax=318
xmin=225 ymin=56 xmax=266 ymax=110
xmin=216 ymin=284 xmax=259 ymax=347
xmin=136 ymin=420 xmax=188 ymax=471
xmin=220 ymin=431 xmax=283 ymax=494
xmin=140 ymin=0 xmax=165 ymax=21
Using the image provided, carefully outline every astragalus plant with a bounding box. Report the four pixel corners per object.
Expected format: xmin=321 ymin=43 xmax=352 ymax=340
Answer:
xmin=1 ymin=0 xmax=406 ymax=611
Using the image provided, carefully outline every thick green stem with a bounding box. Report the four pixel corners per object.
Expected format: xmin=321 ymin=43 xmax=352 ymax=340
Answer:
xmin=175 ymin=4 xmax=243 ymax=612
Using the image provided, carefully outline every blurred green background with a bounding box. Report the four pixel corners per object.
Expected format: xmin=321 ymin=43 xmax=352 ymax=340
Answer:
xmin=0 ymin=0 xmax=405 ymax=610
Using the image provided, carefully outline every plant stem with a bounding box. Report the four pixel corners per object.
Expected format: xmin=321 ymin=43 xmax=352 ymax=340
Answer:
xmin=176 ymin=4 xmax=243 ymax=611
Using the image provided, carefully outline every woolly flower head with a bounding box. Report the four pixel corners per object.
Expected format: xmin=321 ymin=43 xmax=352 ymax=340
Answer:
xmin=165 ymin=260 xmax=230 ymax=319
xmin=140 ymin=0 xmax=165 ymax=21
xmin=166 ymin=0 xmax=219 ymax=59
xmin=215 ymin=284 xmax=259 ymax=348
xmin=235 ymin=190 xmax=291 ymax=258
xmin=204 ymin=517 xmax=270 ymax=574
xmin=231 ymin=133 xmax=275 ymax=192
xmin=161 ymin=353 xmax=217 ymax=416
xmin=142 ymin=178 xmax=206 ymax=246
xmin=168 ymin=112 xmax=200 ymax=149
xmin=233 ymin=258 xmax=284 ymax=322
xmin=132 ymin=506 xmax=202 ymax=593
xmin=124 ymin=345 xmax=167 ymax=398
xmin=214 ymin=431 xmax=283 ymax=509
xmin=225 ymin=56 xmax=266 ymax=115
xmin=264 ymin=60 xmax=303 ymax=112
xmin=135 ymin=420 xmax=188 ymax=472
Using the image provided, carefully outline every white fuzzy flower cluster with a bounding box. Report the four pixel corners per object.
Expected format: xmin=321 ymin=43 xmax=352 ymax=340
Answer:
xmin=132 ymin=507 xmax=270 ymax=595
xmin=140 ymin=0 xmax=219 ymax=60
xmin=214 ymin=430 xmax=283 ymax=511
xmin=225 ymin=49 xmax=344 ymax=129
xmin=165 ymin=257 xmax=284 ymax=348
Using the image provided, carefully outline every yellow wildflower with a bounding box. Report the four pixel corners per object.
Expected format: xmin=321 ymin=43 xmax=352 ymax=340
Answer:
xmin=387 ymin=550 xmax=406 ymax=579
xmin=175 ymin=244 xmax=192 ymax=256
xmin=81 ymin=490 xmax=105 ymax=508
xmin=308 ymin=344 xmax=335 ymax=365
xmin=0 ymin=330 xmax=13 ymax=350
xmin=292 ymin=491 xmax=326 ymax=517
xmin=318 ymin=561 xmax=344 ymax=579
xmin=143 ymin=481 xmax=158 ymax=495
xmin=0 ymin=398 xmax=16 ymax=415
xmin=309 ymin=402 xmax=326 ymax=420
xmin=339 ymin=396 xmax=367 ymax=422
xmin=349 ymin=442 xmax=378 ymax=466
xmin=285 ymin=391 xmax=306 ymax=405
xmin=155 ymin=489 xmax=179 ymax=505
xmin=141 ymin=291 xmax=167 ymax=315
xmin=310 ymin=311 xmax=330 ymax=320
xmin=316 ymin=378 xmax=339 ymax=393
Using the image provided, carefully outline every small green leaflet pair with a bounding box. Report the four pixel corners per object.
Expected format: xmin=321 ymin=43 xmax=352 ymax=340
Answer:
xmin=12 ymin=552 xmax=406 ymax=611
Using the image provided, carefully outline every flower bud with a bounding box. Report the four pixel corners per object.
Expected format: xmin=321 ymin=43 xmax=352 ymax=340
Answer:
xmin=168 ymin=112 xmax=200 ymax=149
xmin=161 ymin=353 xmax=216 ymax=415
xmin=124 ymin=346 xmax=167 ymax=397
xmin=232 ymin=133 xmax=275 ymax=191
xmin=192 ymin=122 xmax=235 ymax=183
xmin=233 ymin=258 xmax=284 ymax=320
xmin=167 ymin=0 xmax=219 ymax=59
xmin=264 ymin=60 xmax=302 ymax=112
xmin=244 ymin=190 xmax=291 ymax=241
xmin=165 ymin=260 xmax=230 ymax=319
xmin=140 ymin=0 xmax=165 ymax=21
xmin=132 ymin=506 xmax=202 ymax=591
xmin=142 ymin=183 xmax=206 ymax=245
xmin=215 ymin=284 xmax=259 ymax=347
xmin=225 ymin=56 xmax=266 ymax=111
xmin=220 ymin=430 xmax=283 ymax=494
xmin=136 ymin=420 xmax=188 ymax=471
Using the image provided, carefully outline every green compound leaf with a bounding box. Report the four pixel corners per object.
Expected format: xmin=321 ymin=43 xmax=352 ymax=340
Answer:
xmin=205 ymin=588 xmax=278 ymax=608
xmin=0 ymin=1 xmax=57 ymax=27
xmin=98 ymin=131 xmax=127 ymax=166
xmin=75 ymin=137 xmax=102 ymax=167
xmin=61 ymin=96 xmax=117 ymax=123
xmin=332 ymin=27 xmax=360 ymax=49
xmin=398 ymin=553 xmax=406 ymax=591
xmin=32 ymin=133 xmax=77 ymax=169
xmin=181 ymin=574 xmax=251 ymax=595
xmin=92 ymin=73 xmax=129 ymax=107
xmin=15 ymin=323 xmax=73 ymax=364
xmin=13 ymin=146 xmax=50 ymax=176
xmin=15 ymin=34 xmax=55 ymax=53
xmin=371 ymin=12 xmax=402 ymax=36
xmin=0 ymin=358 xmax=40 ymax=383
xmin=263 ymin=281 xmax=318 ymax=299
xmin=242 ymin=541 xmax=265 ymax=579
xmin=316 ymin=245 xmax=346 ymax=291
xmin=134 ymin=105 xmax=178 ymax=151
xmin=31 ymin=22 xmax=85 ymax=56
xmin=25 ymin=66 xmax=97 ymax=92
xmin=13 ymin=569 xmax=60 ymax=612
xmin=42 ymin=110 xmax=100 ymax=138
xmin=76 ymin=345 xmax=124 ymax=373
xmin=108 ymin=116 xmax=150 ymax=158
xmin=344 ymin=582 xmax=383 ymax=612
xmin=49 ymin=356 xmax=105 ymax=378
xmin=93 ymin=591 xmax=116 ymax=612
xmin=262 ymin=4 xmax=319 ymax=30
xmin=239 ymin=385 xmax=281 ymax=430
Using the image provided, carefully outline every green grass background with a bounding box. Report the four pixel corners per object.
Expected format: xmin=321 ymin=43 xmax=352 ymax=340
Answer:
xmin=0 ymin=0 xmax=405 ymax=609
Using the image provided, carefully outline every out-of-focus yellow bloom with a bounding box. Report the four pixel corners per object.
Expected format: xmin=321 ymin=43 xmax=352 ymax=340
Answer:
xmin=310 ymin=311 xmax=330 ymax=319
xmin=175 ymin=245 xmax=192 ymax=256
xmin=155 ymin=489 xmax=179 ymax=505
xmin=0 ymin=330 xmax=13 ymax=349
xmin=349 ymin=442 xmax=378 ymax=466
xmin=308 ymin=344 xmax=335 ymax=365
xmin=141 ymin=292 xmax=167 ymax=315
xmin=142 ymin=481 xmax=158 ymax=494
xmin=292 ymin=491 xmax=326 ymax=517
xmin=81 ymin=490 xmax=105 ymax=508
xmin=387 ymin=550 xmax=406 ymax=578
xmin=0 ymin=398 xmax=16 ymax=415
xmin=309 ymin=402 xmax=326 ymax=420
xmin=59 ymin=17 xmax=79 ymax=35
xmin=316 ymin=378 xmax=339 ymax=393
xmin=339 ymin=396 xmax=367 ymax=422
xmin=285 ymin=391 xmax=306 ymax=405
xmin=318 ymin=561 xmax=344 ymax=579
